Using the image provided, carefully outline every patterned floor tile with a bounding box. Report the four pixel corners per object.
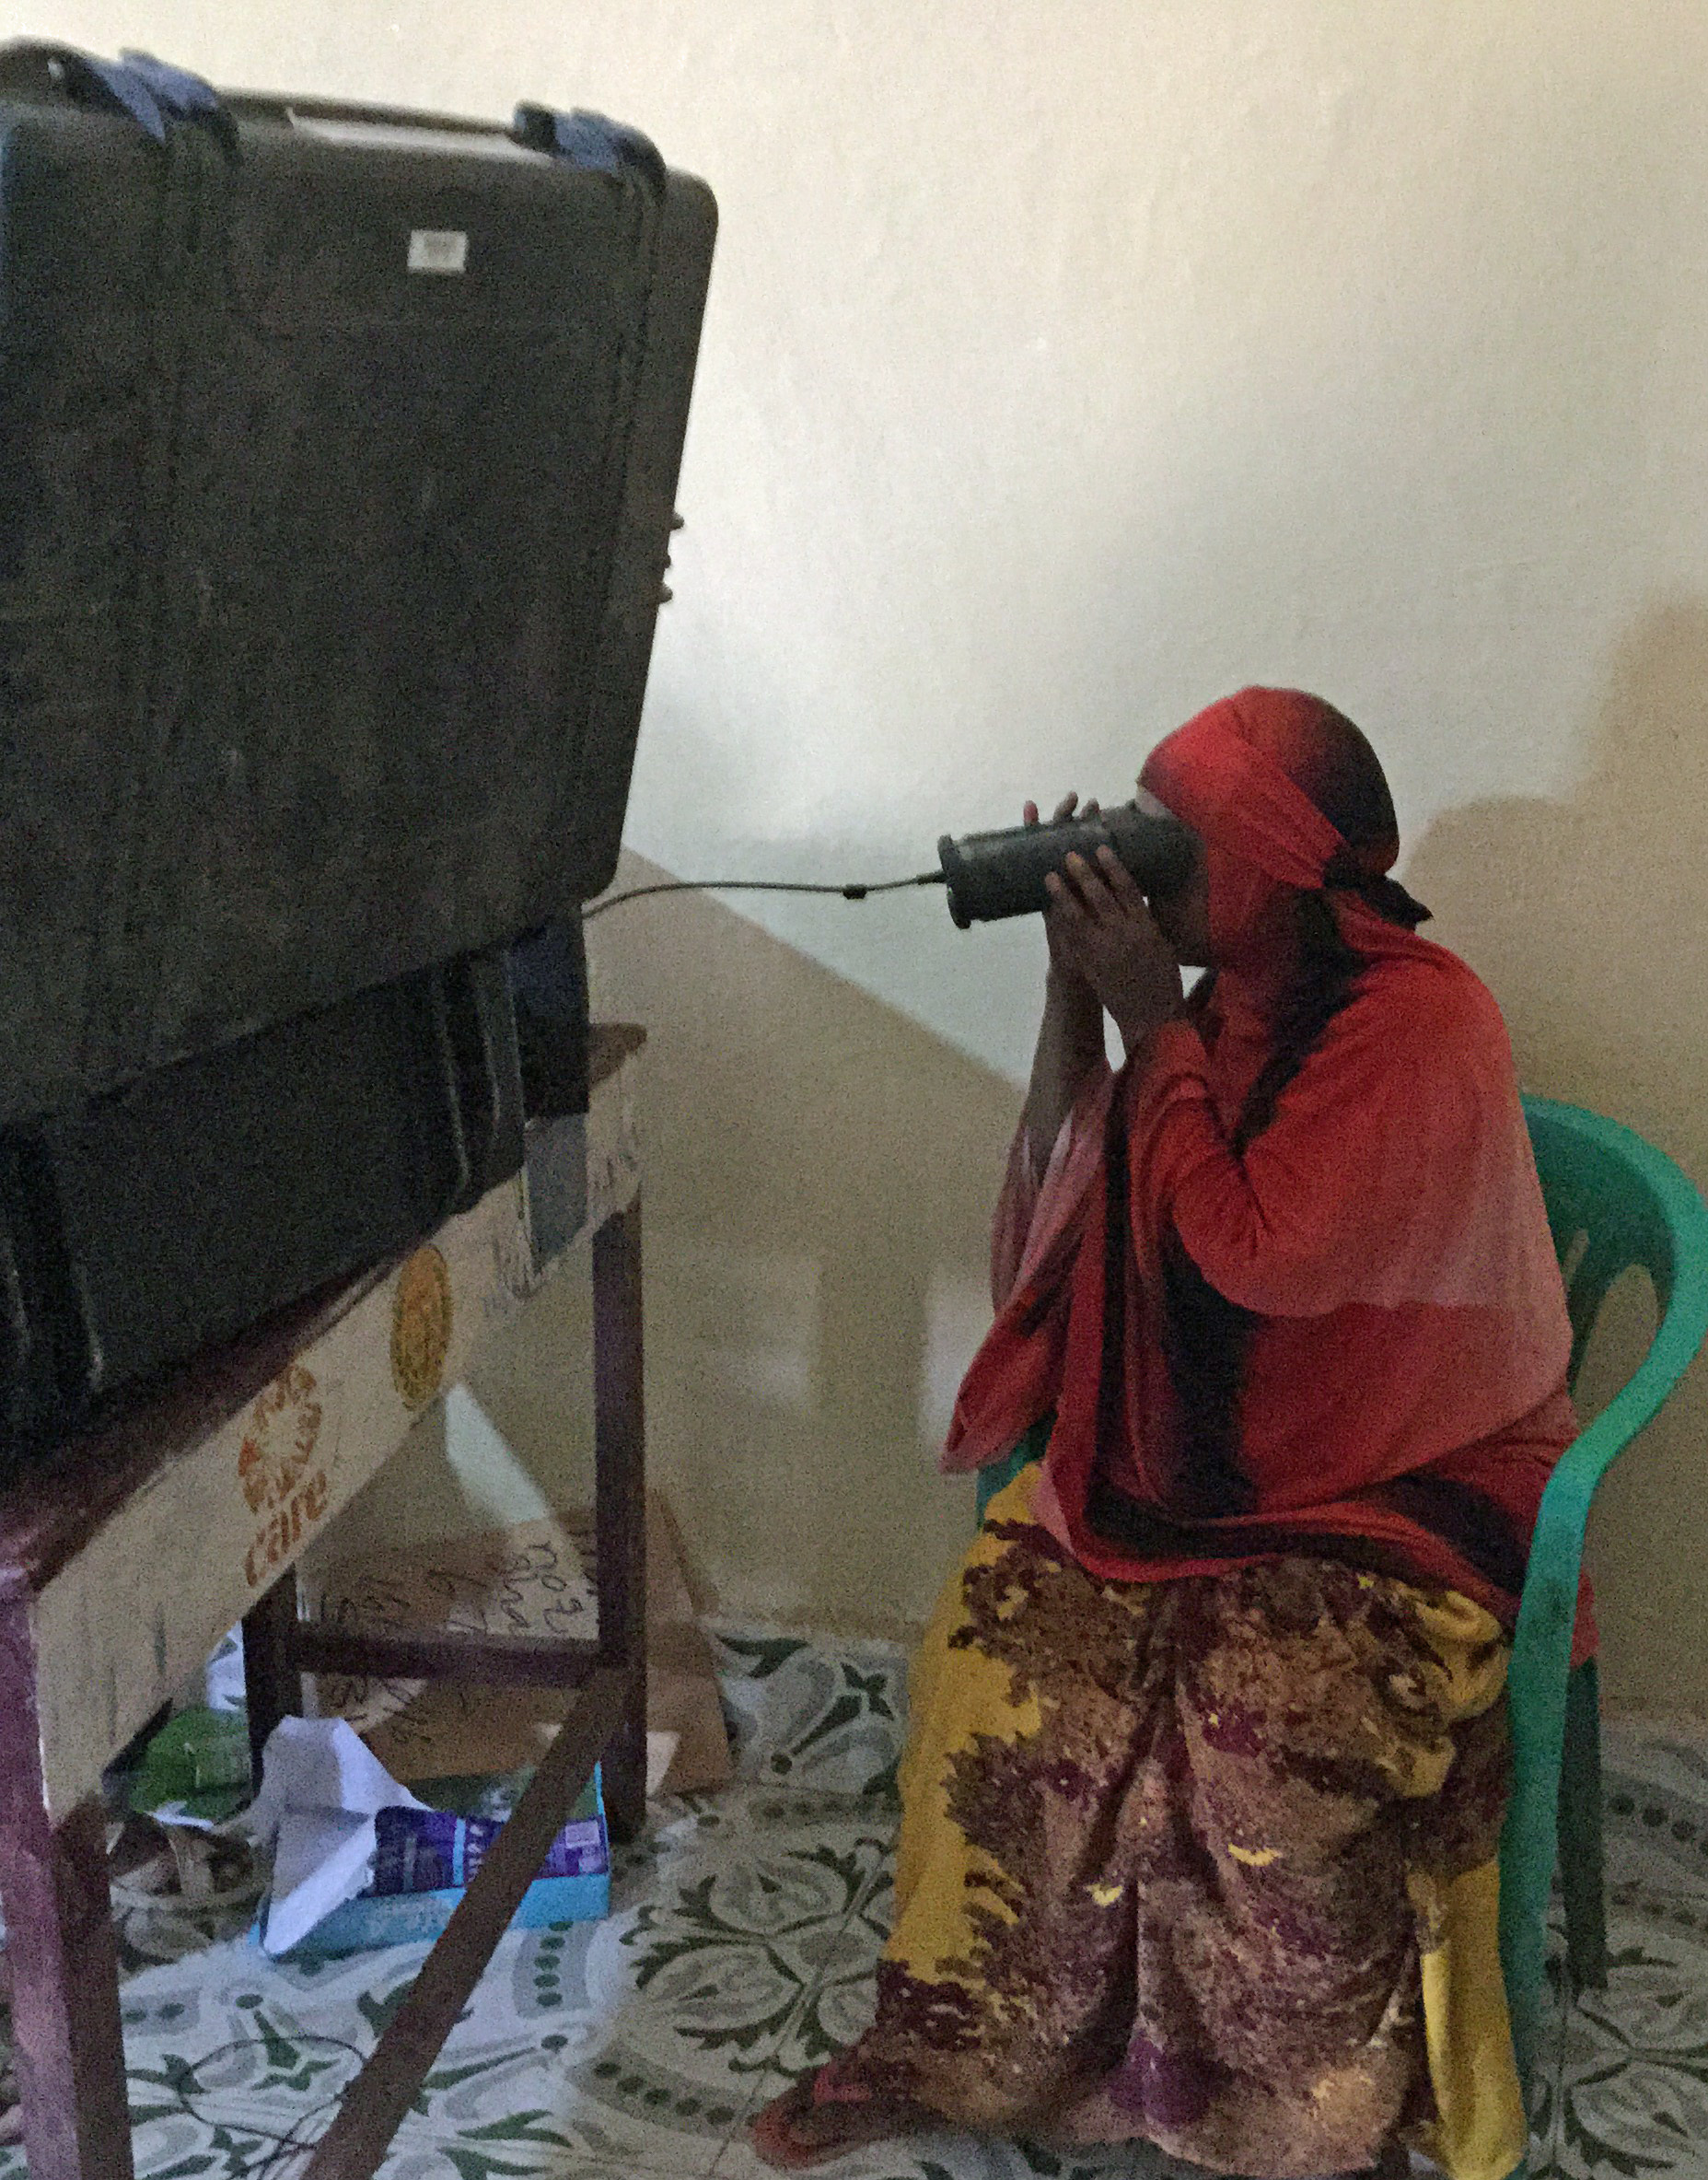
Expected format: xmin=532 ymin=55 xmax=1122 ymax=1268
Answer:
xmin=706 ymin=1625 xmax=909 ymax=1799
xmin=781 ymin=1856 xmax=891 ymax=2074
xmin=631 ymin=1786 xmax=898 ymax=1880
xmin=562 ymin=1789 xmax=895 ymax=2162
xmin=1601 ymin=1761 xmax=1708 ymax=1902
xmin=1531 ymin=1898 xmax=1708 ymax=2180
xmin=1604 ymin=1724 xmax=1708 ymax=1804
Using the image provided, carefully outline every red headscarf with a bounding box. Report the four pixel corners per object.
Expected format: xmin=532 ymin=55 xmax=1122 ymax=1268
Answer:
xmin=1141 ymin=685 xmax=1424 ymax=962
xmin=945 ymin=689 xmax=1578 ymax=1631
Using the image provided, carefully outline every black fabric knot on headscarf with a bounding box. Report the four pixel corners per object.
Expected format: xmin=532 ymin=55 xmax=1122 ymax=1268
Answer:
xmin=1321 ymin=845 xmax=1431 ymax=929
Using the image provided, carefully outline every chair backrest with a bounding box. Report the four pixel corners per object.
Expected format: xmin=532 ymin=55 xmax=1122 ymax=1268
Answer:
xmin=1521 ymin=1093 xmax=1708 ymax=1405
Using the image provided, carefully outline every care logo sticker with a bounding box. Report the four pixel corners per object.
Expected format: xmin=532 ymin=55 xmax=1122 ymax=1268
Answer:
xmin=239 ymin=1362 xmax=330 ymax=1588
xmin=238 ymin=1362 xmax=322 ymax=1515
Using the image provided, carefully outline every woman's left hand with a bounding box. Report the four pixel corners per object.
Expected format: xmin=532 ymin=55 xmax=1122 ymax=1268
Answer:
xmin=1044 ymin=847 xmax=1185 ymax=1055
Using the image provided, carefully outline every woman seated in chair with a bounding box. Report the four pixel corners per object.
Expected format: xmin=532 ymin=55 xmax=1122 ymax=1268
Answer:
xmin=753 ymin=688 xmax=1575 ymax=2180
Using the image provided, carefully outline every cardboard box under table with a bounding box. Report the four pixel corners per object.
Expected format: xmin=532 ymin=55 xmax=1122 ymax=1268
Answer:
xmin=307 ymin=1506 xmax=733 ymax=1799
xmin=0 ymin=1026 xmax=648 ymax=2180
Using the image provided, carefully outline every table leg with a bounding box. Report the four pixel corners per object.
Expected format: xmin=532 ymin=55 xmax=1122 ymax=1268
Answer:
xmin=243 ymin=1568 xmax=302 ymax=1789
xmin=298 ymin=1668 xmax=628 ymax=2180
xmin=593 ymin=1193 xmax=646 ymax=1842
xmin=0 ymin=1602 xmax=134 ymax=2180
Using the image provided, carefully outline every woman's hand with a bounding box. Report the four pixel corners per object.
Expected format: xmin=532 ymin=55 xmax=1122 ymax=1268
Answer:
xmin=1044 ymin=845 xmax=1185 ymax=1055
xmin=1020 ymin=794 xmax=1108 ymax=1171
xmin=1025 ymin=792 xmax=1098 ymax=994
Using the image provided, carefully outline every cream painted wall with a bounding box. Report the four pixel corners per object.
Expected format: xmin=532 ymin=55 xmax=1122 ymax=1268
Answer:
xmin=24 ymin=6 xmax=1708 ymax=1703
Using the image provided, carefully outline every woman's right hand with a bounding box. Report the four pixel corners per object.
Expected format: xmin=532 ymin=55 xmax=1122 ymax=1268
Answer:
xmin=1025 ymin=793 xmax=1099 ymax=992
xmin=1019 ymin=794 xmax=1109 ymax=1169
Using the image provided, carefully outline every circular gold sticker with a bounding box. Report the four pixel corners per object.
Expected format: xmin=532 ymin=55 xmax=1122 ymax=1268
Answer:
xmin=391 ymin=1245 xmax=453 ymax=1409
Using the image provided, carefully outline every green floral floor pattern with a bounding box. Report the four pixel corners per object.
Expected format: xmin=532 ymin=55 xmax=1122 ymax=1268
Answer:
xmin=0 ymin=1630 xmax=1704 ymax=2177
xmin=1526 ymin=1724 xmax=1708 ymax=2180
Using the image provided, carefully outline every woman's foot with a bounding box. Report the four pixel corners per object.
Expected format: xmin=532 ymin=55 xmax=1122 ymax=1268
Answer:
xmin=749 ymin=2075 xmax=935 ymax=2171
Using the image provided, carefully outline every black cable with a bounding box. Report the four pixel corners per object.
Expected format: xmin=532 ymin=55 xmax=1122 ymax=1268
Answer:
xmin=134 ymin=2028 xmax=366 ymax=2167
xmin=581 ymin=870 xmax=945 ymax=920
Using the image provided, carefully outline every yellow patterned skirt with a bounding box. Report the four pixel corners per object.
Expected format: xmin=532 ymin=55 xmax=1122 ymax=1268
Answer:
xmin=816 ymin=1464 xmax=1527 ymax=2179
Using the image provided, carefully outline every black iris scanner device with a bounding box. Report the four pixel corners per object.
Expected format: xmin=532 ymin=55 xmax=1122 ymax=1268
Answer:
xmin=935 ymin=804 xmax=1195 ymax=928
xmin=581 ymin=802 xmax=1197 ymax=928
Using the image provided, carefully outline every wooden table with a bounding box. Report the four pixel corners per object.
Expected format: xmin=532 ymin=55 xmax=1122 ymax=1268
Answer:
xmin=0 ymin=1024 xmax=647 ymax=2180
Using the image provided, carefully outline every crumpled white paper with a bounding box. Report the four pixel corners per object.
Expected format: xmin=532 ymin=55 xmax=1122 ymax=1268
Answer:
xmin=244 ymin=1717 xmax=428 ymax=1955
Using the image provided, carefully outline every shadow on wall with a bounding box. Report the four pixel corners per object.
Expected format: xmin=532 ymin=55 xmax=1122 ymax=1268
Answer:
xmin=1406 ymin=601 xmax=1708 ymax=1718
xmin=470 ymin=855 xmax=1020 ymax=1641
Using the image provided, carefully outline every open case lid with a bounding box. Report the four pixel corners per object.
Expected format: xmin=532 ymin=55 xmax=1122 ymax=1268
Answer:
xmin=0 ymin=46 xmax=715 ymax=1125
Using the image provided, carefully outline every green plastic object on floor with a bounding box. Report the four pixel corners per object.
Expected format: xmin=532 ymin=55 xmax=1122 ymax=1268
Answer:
xmin=126 ymin=1706 xmax=254 ymax=1827
xmin=972 ymin=1093 xmax=1708 ymax=2172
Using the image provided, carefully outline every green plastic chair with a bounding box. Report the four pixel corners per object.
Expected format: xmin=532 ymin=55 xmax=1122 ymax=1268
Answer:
xmin=972 ymin=1093 xmax=1708 ymax=2155
xmin=1500 ymin=1096 xmax=1708 ymax=2123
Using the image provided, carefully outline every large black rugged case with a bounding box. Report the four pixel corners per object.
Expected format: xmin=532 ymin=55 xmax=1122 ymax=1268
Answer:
xmin=0 ymin=48 xmax=715 ymax=1454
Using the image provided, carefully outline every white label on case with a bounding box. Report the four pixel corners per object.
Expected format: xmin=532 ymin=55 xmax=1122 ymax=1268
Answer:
xmin=407 ymin=229 xmax=469 ymax=274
